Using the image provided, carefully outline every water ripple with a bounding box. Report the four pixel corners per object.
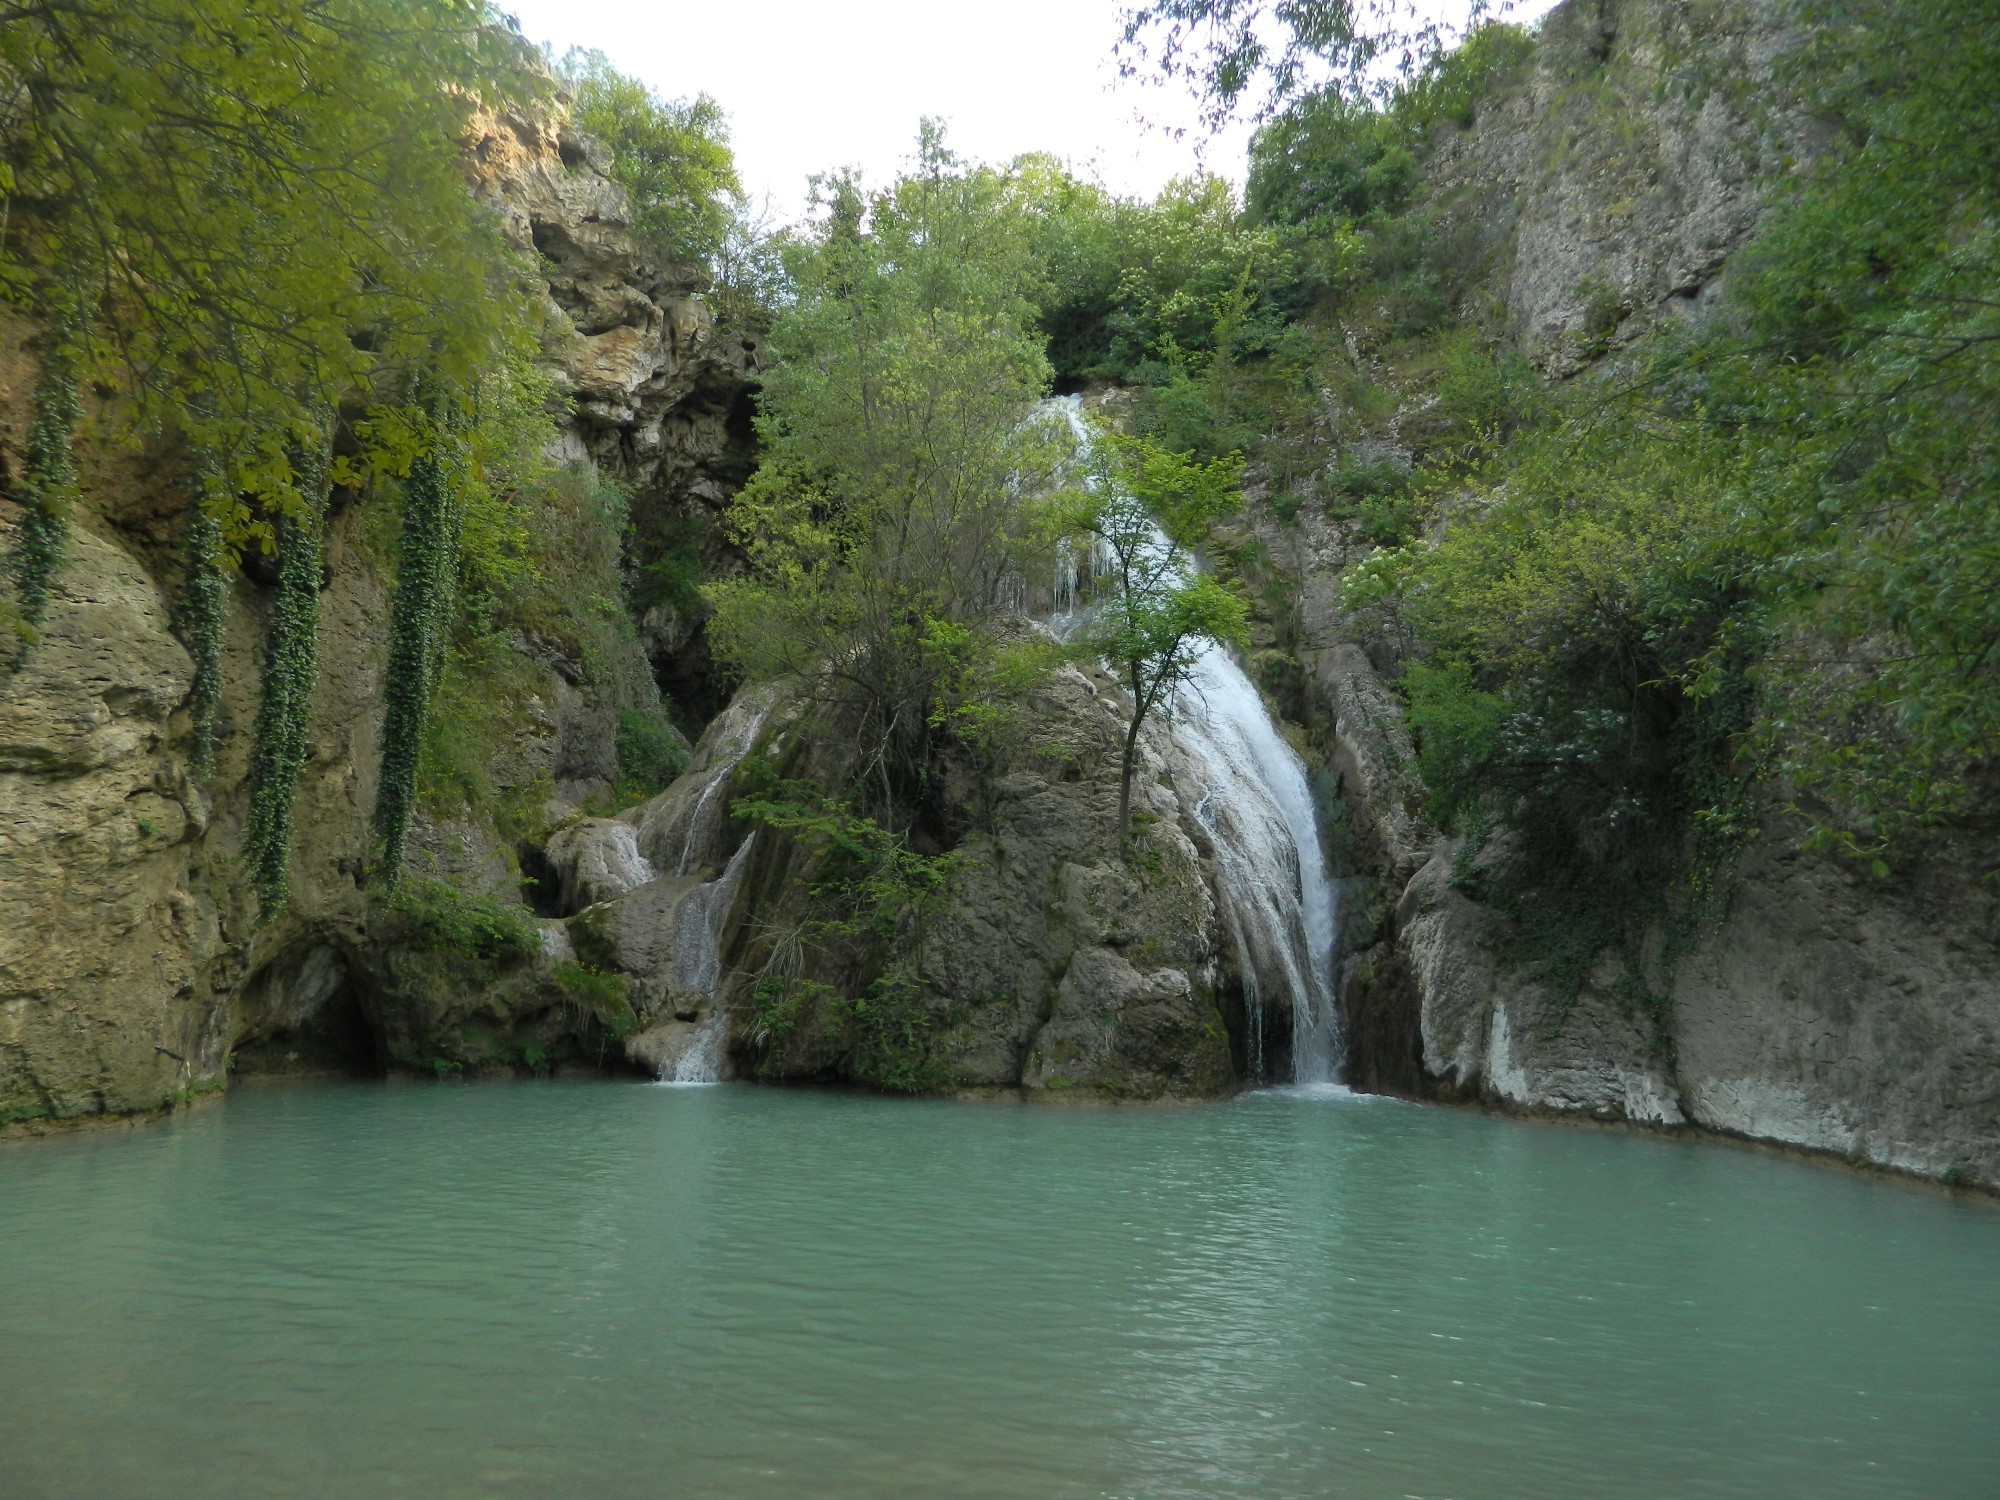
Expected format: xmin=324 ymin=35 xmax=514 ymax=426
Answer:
xmin=1 ymin=1081 xmax=1995 ymax=1499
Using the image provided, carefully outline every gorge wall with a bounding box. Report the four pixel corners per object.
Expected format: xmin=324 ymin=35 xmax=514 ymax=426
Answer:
xmin=0 ymin=105 xmax=757 ymax=1124
xmin=1281 ymin=0 xmax=2000 ymax=1189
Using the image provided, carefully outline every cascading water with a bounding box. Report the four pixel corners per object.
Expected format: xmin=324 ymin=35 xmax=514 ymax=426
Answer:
xmin=1039 ymin=395 xmax=1342 ymax=1085
xmin=661 ymin=834 xmax=757 ymax=1085
xmin=635 ymin=688 xmax=775 ymax=1084
xmin=635 ymin=690 xmax=773 ymax=877
xmin=1174 ymin=647 xmax=1341 ymax=1084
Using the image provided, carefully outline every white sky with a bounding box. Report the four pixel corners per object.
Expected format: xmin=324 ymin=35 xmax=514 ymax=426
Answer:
xmin=496 ymin=0 xmax=1565 ymax=225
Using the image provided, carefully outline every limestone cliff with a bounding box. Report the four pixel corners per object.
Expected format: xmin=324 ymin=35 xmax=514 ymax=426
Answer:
xmin=0 ymin=105 xmax=755 ymax=1126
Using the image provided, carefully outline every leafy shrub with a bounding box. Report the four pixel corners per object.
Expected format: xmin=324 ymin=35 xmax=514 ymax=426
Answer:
xmin=614 ymin=708 xmax=689 ymax=802
xmin=1418 ymin=331 xmax=1548 ymax=467
xmin=731 ymin=765 xmax=966 ymax=1092
xmin=633 ymin=509 xmax=709 ymax=619
xmin=1393 ymin=23 xmax=1536 ymax=134
xmin=386 ymin=878 xmax=539 ymax=965
xmin=1247 ymin=93 xmax=1414 ymax=229
xmin=1024 ymin=169 xmax=1308 ymax=387
xmin=1324 ymin=455 xmax=1421 ymax=545
xmin=556 ymin=50 xmax=740 ymax=273
xmin=552 ymin=962 xmax=634 ymax=1036
xmin=1712 ymin=0 xmax=2000 ymax=858
xmin=1353 ymin=405 xmax=1760 ymax=1012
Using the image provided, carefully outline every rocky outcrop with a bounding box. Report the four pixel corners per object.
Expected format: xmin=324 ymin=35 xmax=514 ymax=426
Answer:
xmin=1300 ymin=517 xmax=2000 ymax=1185
xmin=1668 ymin=814 xmax=2000 ymax=1182
xmin=907 ymin=656 xmax=1235 ymax=1098
xmin=1417 ymin=0 xmax=1802 ymax=371
xmin=0 ymin=518 xmax=207 ymax=1120
xmin=465 ymin=109 xmax=760 ymax=725
xmin=577 ymin=643 xmax=1243 ymax=1101
xmin=1323 ymin=750 xmax=2000 ymax=1188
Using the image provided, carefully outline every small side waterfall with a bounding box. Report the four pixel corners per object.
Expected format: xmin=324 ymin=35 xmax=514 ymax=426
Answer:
xmin=635 ymin=690 xmax=774 ymax=877
xmin=1039 ymin=396 xmax=1342 ymax=1085
xmin=633 ymin=687 xmax=776 ymax=1085
xmin=661 ymin=834 xmax=757 ymax=1085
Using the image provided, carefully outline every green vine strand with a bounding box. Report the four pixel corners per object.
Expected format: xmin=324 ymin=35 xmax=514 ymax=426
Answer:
xmin=176 ymin=474 xmax=228 ymax=779
xmin=373 ymin=382 xmax=466 ymax=885
xmin=244 ymin=423 xmax=330 ymax=918
xmin=6 ymin=294 xmax=86 ymax=671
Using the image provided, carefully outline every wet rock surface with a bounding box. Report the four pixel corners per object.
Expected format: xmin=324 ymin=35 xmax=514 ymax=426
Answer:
xmin=585 ymin=658 xmax=1243 ymax=1100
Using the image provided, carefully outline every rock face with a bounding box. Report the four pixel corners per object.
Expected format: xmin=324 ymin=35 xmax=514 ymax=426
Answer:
xmin=1423 ymin=0 xmax=1804 ymax=372
xmin=1668 ymin=819 xmax=2000 ymax=1181
xmin=0 ymin=518 xmax=205 ymax=1119
xmin=0 ymin=102 xmax=754 ymax=1127
xmin=1326 ymin=757 xmax=2000 ymax=1188
xmin=592 ymin=649 xmax=1240 ymax=1101
xmin=906 ymin=657 xmax=1235 ymax=1098
xmin=1285 ymin=0 xmax=2000 ymax=1190
xmin=465 ymin=110 xmax=761 ymax=726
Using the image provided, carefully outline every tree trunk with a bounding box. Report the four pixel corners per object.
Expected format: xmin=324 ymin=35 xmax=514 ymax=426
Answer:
xmin=1117 ymin=709 xmax=1143 ymax=843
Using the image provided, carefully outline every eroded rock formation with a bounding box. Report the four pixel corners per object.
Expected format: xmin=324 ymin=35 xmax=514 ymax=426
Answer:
xmin=546 ymin=644 xmax=1241 ymax=1100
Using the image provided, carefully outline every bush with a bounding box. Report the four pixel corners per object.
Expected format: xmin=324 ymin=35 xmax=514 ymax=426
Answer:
xmin=1324 ymin=455 xmax=1421 ymax=545
xmin=556 ymin=50 xmax=740 ymax=273
xmin=552 ymin=962 xmax=634 ymax=1035
xmin=1246 ymin=93 xmax=1414 ymax=229
xmin=1393 ymin=23 xmax=1536 ymax=135
xmin=614 ymin=708 xmax=689 ymax=802
xmin=386 ymin=878 xmax=540 ymax=965
xmin=1418 ymin=331 xmax=1547 ymax=468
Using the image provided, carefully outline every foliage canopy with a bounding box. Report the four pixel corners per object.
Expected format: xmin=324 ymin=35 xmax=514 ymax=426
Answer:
xmin=0 ymin=0 xmax=551 ymax=524
xmin=557 ymin=49 xmax=741 ymax=277
xmin=708 ymin=125 xmax=1058 ymax=820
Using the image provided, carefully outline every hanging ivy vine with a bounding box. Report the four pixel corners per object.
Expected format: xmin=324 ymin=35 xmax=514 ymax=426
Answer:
xmin=175 ymin=469 xmax=229 ymax=779
xmin=5 ymin=294 xmax=86 ymax=670
xmin=373 ymin=381 xmax=466 ymax=885
xmin=244 ymin=421 xmax=331 ymax=918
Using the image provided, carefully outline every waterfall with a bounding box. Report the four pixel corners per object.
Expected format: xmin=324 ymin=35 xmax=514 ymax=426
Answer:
xmin=635 ymin=689 xmax=773 ymax=877
xmin=1040 ymin=396 xmax=1342 ymax=1085
xmin=660 ymin=834 xmax=758 ymax=1085
xmin=636 ymin=687 xmax=775 ymax=1084
xmin=1173 ymin=647 xmax=1341 ymax=1085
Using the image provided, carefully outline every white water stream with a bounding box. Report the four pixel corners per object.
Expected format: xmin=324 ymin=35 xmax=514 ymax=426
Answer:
xmin=663 ymin=834 xmax=758 ymax=1084
xmin=1042 ymin=396 xmax=1341 ymax=1084
xmin=1175 ymin=646 xmax=1341 ymax=1084
xmin=635 ymin=692 xmax=773 ymax=1085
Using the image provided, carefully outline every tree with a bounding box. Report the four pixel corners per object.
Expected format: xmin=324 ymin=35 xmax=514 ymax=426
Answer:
xmin=1116 ymin=0 xmax=1504 ymax=127
xmin=556 ymin=49 xmax=741 ymax=277
xmin=0 ymin=0 xmax=548 ymax=523
xmin=706 ymin=125 xmax=1058 ymax=814
xmin=1065 ymin=426 xmax=1249 ymax=839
